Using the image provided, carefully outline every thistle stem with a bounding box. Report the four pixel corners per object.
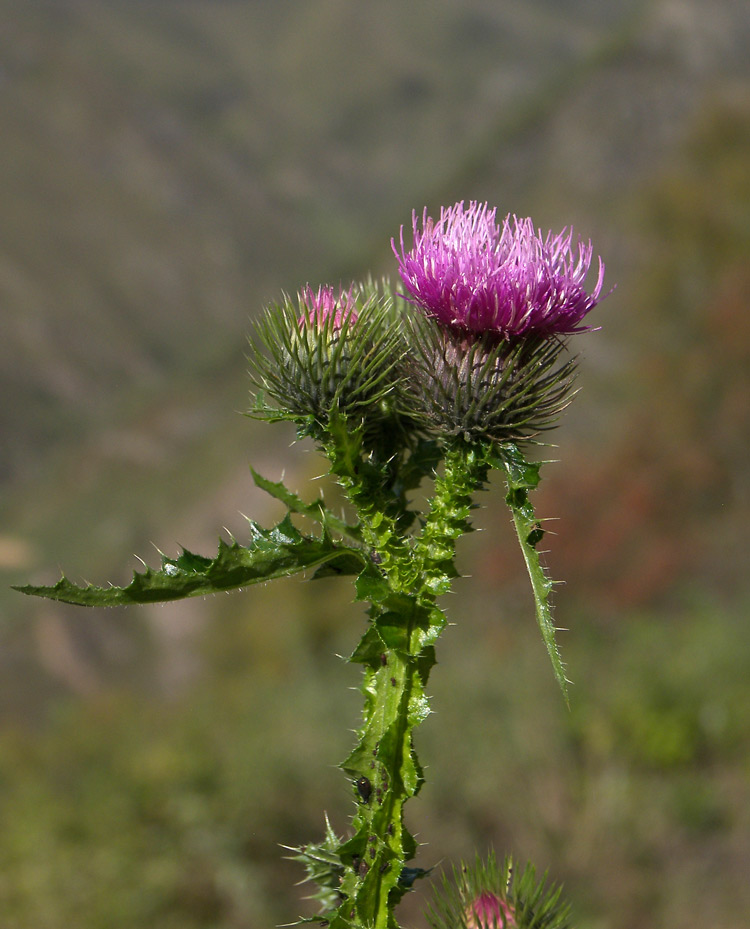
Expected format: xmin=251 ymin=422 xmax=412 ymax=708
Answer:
xmin=324 ymin=431 xmax=492 ymax=928
xmin=414 ymin=441 xmax=491 ymax=595
xmin=336 ymin=631 xmax=427 ymax=929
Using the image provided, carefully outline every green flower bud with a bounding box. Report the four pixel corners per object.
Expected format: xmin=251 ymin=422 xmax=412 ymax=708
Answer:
xmin=248 ymin=284 xmax=403 ymax=433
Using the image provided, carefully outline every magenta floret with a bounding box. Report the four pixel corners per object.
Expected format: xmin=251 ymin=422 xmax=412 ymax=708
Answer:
xmin=393 ymin=201 xmax=606 ymax=337
xmin=466 ymin=891 xmax=517 ymax=929
xmin=299 ymin=284 xmax=357 ymax=328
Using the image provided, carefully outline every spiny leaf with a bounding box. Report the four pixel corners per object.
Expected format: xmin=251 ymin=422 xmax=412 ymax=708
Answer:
xmin=250 ymin=467 xmax=363 ymax=543
xmin=496 ymin=443 xmax=570 ymax=704
xmin=14 ymin=514 xmax=366 ymax=607
xmin=282 ymin=814 xmax=344 ymax=916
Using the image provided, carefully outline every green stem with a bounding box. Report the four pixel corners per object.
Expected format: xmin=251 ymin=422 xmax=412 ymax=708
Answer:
xmin=336 ymin=627 xmax=429 ymax=929
xmin=325 ymin=432 xmax=493 ymax=928
xmin=323 ymin=425 xmax=429 ymax=928
xmin=414 ymin=440 xmax=492 ymax=597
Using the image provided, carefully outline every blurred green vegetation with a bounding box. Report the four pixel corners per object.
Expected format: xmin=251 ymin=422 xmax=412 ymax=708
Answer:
xmin=2 ymin=1 xmax=750 ymax=927
xmin=2 ymin=592 xmax=749 ymax=928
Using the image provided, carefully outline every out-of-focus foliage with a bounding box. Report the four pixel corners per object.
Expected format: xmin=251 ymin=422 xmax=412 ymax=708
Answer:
xmin=2 ymin=593 xmax=749 ymax=928
xmin=2 ymin=0 xmax=750 ymax=927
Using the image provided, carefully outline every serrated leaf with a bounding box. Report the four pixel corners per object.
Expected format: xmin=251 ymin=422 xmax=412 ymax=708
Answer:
xmin=14 ymin=516 xmax=366 ymax=608
xmin=494 ymin=441 xmax=542 ymax=490
xmin=374 ymin=611 xmax=411 ymax=652
xmin=498 ymin=443 xmax=569 ymax=704
xmin=348 ymin=626 xmax=385 ymax=667
xmin=354 ymin=564 xmax=391 ymax=604
xmin=251 ymin=467 xmax=363 ymax=544
xmin=414 ymin=606 xmax=447 ymax=651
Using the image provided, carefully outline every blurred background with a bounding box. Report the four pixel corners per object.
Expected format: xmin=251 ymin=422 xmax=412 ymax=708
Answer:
xmin=1 ymin=1 xmax=749 ymax=927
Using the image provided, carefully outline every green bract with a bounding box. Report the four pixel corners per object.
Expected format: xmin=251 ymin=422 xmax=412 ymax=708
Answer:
xmin=404 ymin=315 xmax=577 ymax=443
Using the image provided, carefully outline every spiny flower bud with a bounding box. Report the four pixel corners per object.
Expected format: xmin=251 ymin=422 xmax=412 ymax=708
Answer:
xmin=248 ymin=283 xmax=400 ymax=429
xmin=466 ymin=891 xmax=517 ymax=929
xmin=425 ymin=853 xmax=572 ymax=929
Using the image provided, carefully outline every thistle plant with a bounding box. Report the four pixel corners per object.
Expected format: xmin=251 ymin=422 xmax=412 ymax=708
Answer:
xmin=16 ymin=201 xmax=608 ymax=929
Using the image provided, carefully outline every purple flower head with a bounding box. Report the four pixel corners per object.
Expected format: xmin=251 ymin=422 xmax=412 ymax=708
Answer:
xmin=299 ymin=284 xmax=357 ymax=329
xmin=393 ymin=201 xmax=606 ymax=338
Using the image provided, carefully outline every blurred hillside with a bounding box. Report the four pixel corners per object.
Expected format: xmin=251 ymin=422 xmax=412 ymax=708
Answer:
xmin=2 ymin=1 xmax=750 ymax=928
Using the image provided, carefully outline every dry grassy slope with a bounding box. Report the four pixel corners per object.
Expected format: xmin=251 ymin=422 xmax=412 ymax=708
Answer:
xmin=1 ymin=0 xmax=641 ymax=483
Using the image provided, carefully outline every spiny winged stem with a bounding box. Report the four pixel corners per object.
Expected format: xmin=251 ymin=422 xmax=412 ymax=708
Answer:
xmin=322 ymin=426 xmax=492 ymax=929
xmin=413 ymin=441 xmax=492 ymax=597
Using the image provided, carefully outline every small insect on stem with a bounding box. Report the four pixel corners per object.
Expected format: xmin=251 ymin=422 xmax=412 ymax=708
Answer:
xmin=355 ymin=776 xmax=372 ymax=803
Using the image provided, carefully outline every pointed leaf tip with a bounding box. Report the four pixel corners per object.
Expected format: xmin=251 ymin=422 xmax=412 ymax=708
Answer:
xmin=497 ymin=444 xmax=569 ymax=703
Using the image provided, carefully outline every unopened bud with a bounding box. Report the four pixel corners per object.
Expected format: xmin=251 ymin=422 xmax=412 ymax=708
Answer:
xmin=298 ymin=284 xmax=357 ymax=329
xmin=248 ymin=283 xmax=400 ymax=431
xmin=465 ymin=891 xmax=517 ymax=929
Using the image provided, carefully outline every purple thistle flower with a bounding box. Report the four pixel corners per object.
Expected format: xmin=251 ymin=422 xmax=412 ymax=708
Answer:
xmin=299 ymin=284 xmax=357 ymax=328
xmin=393 ymin=201 xmax=606 ymax=337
